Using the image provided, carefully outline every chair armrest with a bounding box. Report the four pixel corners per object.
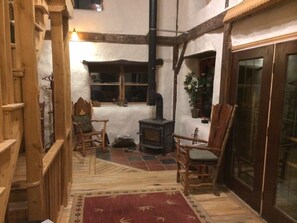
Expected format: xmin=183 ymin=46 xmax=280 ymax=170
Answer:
xmin=72 ymin=121 xmax=84 ymax=134
xmin=73 ymin=121 xmax=82 ymax=126
xmin=91 ymin=119 xmax=109 ymax=123
xmin=185 ymin=144 xmax=220 ymax=154
xmin=173 ymin=133 xmax=208 ymax=144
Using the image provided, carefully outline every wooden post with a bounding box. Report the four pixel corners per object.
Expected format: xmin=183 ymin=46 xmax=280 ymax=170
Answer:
xmin=119 ymin=66 xmax=125 ymax=102
xmin=63 ymin=17 xmax=73 ymax=184
xmin=14 ymin=0 xmax=44 ymax=220
xmin=172 ymin=42 xmax=188 ymax=121
xmin=50 ymin=11 xmax=69 ymax=205
xmin=0 ymin=0 xmax=14 ymax=105
xmin=219 ymin=23 xmax=232 ymax=103
xmin=0 ymin=0 xmax=4 ymax=142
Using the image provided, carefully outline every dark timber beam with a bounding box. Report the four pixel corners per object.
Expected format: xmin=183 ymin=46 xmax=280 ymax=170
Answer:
xmin=172 ymin=41 xmax=188 ymax=121
xmin=225 ymin=0 xmax=230 ymax=8
xmin=176 ymin=11 xmax=226 ymax=44
xmin=46 ymin=30 xmax=175 ymax=46
xmin=45 ymin=12 xmax=226 ymax=47
xmin=219 ymin=23 xmax=232 ymax=104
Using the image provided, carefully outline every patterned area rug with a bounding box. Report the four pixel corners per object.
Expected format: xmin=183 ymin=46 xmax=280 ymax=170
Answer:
xmin=69 ymin=188 xmax=212 ymax=223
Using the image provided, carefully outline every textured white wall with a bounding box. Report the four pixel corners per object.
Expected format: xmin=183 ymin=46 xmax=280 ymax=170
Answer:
xmin=67 ymin=0 xmax=177 ymax=144
xmin=69 ymin=0 xmax=177 ymax=36
xmin=178 ymin=0 xmax=225 ymax=32
xmin=174 ymin=30 xmax=224 ymax=137
xmin=38 ymin=41 xmax=54 ymax=148
xmin=40 ymin=0 xmax=296 ymax=146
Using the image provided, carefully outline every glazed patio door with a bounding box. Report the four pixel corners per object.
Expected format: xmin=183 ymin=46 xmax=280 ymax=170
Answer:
xmin=262 ymin=40 xmax=297 ymax=223
xmin=226 ymin=45 xmax=274 ymax=212
xmin=226 ymin=40 xmax=297 ymax=223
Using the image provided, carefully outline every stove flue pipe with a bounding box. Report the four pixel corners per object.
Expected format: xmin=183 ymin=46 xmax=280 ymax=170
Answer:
xmin=147 ymin=0 xmax=157 ymax=105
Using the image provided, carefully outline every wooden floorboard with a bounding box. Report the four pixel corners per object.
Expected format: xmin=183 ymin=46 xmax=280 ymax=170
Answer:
xmin=59 ymin=150 xmax=266 ymax=223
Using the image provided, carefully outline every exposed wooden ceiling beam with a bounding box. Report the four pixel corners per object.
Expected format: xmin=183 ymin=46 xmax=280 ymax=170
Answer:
xmin=176 ymin=11 xmax=226 ymax=44
xmin=46 ymin=30 xmax=175 ymax=46
xmin=45 ymin=11 xmax=226 ymax=47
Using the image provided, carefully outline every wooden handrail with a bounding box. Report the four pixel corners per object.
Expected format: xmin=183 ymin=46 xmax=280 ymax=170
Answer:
xmin=0 ymin=139 xmax=16 ymax=154
xmin=11 ymin=180 xmax=40 ymax=190
xmin=0 ymin=187 xmax=5 ymax=196
xmin=43 ymin=139 xmax=64 ymax=176
xmin=2 ymin=103 xmax=25 ymax=111
xmin=66 ymin=128 xmax=71 ymax=139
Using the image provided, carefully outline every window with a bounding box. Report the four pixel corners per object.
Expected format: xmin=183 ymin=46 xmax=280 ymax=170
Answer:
xmin=199 ymin=57 xmax=215 ymax=118
xmin=74 ymin=0 xmax=103 ymax=11
xmin=85 ymin=60 xmax=149 ymax=104
xmin=184 ymin=51 xmax=216 ymax=118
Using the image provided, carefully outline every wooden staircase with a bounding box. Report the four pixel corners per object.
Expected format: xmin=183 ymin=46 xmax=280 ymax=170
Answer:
xmin=1 ymin=0 xmax=74 ymax=222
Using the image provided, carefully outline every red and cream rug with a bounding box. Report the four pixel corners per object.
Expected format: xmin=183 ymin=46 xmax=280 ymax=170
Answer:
xmin=69 ymin=188 xmax=212 ymax=223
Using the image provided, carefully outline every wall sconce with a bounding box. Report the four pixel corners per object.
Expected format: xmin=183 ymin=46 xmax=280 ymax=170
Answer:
xmin=71 ymin=28 xmax=79 ymax=41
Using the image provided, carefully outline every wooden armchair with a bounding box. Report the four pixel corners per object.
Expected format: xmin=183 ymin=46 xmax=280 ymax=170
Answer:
xmin=174 ymin=104 xmax=237 ymax=196
xmin=72 ymin=97 xmax=109 ymax=156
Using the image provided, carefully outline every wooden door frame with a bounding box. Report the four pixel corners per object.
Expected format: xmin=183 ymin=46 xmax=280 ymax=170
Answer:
xmin=225 ymin=45 xmax=274 ymax=212
xmin=262 ymin=40 xmax=297 ymax=223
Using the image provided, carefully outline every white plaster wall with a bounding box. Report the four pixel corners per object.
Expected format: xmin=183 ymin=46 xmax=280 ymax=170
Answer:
xmin=40 ymin=0 xmax=176 ymax=145
xmin=69 ymin=0 xmax=149 ymax=34
xmin=39 ymin=0 xmax=230 ymax=146
xmin=69 ymin=41 xmax=174 ymax=144
xmin=174 ymin=30 xmax=224 ymax=139
xmin=231 ymin=0 xmax=297 ymax=47
xmin=178 ymin=0 xmax=225 ymax=31
xmin=38 ymin=41 xmax=54 ymax=148
xmin=228 ymin=0 xmax=242 ymax=8
xmin=173 ymin=0 xmax=227 ymax=141
xmin=69 ymin=41 xmax=149 ymax=103
xmin=69 ymin=0 xmax=177 ymax=36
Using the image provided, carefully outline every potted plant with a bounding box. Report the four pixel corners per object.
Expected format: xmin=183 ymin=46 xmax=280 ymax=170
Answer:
xmin=184 ymin=72 xmax=202 ymax=118
xmin=184 ymin=71 xmax=212 ymax=118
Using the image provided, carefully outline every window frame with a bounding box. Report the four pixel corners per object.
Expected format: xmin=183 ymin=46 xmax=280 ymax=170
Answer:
xmin=85 ymin=60 xmax=149 ymax=104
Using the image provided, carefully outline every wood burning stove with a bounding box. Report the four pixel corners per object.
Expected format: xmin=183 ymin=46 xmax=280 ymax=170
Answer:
xmin=139 ymin=0 xmax=174 ymax=154
xmin=139 ymin=118 xmax=174 ymax=154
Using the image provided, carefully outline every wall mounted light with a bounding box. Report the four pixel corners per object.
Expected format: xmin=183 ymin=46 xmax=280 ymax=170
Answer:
xmin=71 ymin=28 xmax=79 ymax=41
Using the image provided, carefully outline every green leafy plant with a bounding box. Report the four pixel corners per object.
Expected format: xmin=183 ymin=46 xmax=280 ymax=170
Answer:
xmin=184 ymin=71 xmax=212 ymax=109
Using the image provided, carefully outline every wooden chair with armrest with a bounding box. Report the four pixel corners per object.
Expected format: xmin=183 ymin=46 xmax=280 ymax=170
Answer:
xmin=72 ymin=97 xmax=109 ymax=156
xmin=173 ymin=104 xmax=237 ymax=196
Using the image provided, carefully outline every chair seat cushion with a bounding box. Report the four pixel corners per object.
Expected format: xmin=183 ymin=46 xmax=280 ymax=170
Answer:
xmin=189 ymin=149 xmax=218 ymax=162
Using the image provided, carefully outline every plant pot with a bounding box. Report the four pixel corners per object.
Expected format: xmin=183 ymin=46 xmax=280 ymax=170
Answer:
xmin=191 ymin=108 xmax=201 ymax=118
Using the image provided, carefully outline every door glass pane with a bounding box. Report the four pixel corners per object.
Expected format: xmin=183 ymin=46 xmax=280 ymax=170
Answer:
xmin=275 ymin=54 xmax=297 ymax=220
xmin=232 ymin=58 xmax=264 ymax=188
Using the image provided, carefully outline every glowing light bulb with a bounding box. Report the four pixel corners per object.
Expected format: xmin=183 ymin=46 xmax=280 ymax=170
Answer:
xmin=71 ymin=28 xmax=79 ymax=41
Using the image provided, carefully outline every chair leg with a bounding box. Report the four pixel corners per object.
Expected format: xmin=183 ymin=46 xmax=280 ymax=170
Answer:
xmin=102 ymin=132 xmax=106 ymax=153
xmin=184 ymin=179 xmax=189 ymax=196
xmin=176 ymin=163 xmax=181 ymax=183
xmin=213 ymin=183 xmax=220 ymax=196
xmin=81 ymin=137 xmax=86 ymax=157
xmin=184 ymin=170 xmax=190 ymax=196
